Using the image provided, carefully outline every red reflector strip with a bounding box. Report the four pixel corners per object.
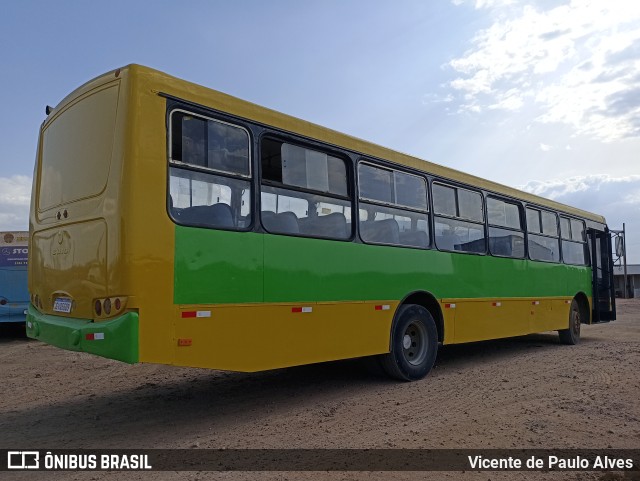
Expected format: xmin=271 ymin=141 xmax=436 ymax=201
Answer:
xmin=374 ymin=305 xmax=390 ymax=311
xmin=178 ymin=338 xmax=192 ymax=346
xmin=291 ymin=307 xmax=312 ymax=313
xmin=85 ymin=333 xmax=104 ymax=341
xmin=532 ymin=301 xmax=540 ymax=305
xmin=565 ymin=300 xmax=571 ymax=304
xmin=492 ymin=302 xmax=502 ymax=307
xmin=181 ymin=310 xmax=211 ymax=318
xmin=444 ymin=303 xmax=456 ymax=309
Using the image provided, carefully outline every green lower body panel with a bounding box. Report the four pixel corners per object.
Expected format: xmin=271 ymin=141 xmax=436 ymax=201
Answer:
xmin=174 ymin=227 xmax=592 ymax=305
xmin=25 ymin=304 xmax=139 ymax=364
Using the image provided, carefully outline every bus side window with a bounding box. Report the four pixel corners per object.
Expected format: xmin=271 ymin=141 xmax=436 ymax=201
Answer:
xmin=432 ymin=183 xmax=485 ymax=254
xmin=487 ymin=197 xmax=525 ymax=258
xmin=526 ymin=207 xmax=560 ymax=262
xmin=260 ymin=138 xmax=352 ymax=240
xmin=358 ymin=162 xmax=429 ymax=249
xmin=168 ymin=110 xmax=252 ymax=231
xmin=560 ymin=216 xmax=588 ymax=265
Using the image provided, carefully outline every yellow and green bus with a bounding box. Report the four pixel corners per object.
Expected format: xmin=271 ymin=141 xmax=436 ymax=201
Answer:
xmin=26 ymin=65 xmax=616 ymax=381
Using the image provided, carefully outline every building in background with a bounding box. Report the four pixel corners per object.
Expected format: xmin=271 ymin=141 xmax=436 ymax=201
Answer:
xmin=613 ymin=264 xmax=639 ymax=299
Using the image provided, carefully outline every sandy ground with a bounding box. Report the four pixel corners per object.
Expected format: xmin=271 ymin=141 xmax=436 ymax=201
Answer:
xmin=1 ymin=299 xmax=639 ymax=481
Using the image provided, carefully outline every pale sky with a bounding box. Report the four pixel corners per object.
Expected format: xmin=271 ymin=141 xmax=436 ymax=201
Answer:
xmin=1 ymin=0 xmax=638 ymax=261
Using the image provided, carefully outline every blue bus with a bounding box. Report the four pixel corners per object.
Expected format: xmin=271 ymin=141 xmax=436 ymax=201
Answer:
xmin=0 ymin=231 xmax=29 ymax=324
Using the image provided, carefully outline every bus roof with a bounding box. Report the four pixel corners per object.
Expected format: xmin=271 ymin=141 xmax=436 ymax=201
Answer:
xmin=56 ymin=65 xmax=607 ymax=225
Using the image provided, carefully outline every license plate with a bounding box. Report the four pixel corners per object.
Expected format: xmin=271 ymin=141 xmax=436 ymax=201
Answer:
xmin=53 ymin=298 xmax=72 ymax=313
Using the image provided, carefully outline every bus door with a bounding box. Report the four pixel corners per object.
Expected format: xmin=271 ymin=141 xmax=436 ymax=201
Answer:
xmin=588 ymin=228 xmax=616 ymax=323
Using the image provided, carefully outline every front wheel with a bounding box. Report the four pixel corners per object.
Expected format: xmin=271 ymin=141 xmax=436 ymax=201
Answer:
xmin=379 ymin=304 xmax=438 ymax=381
xmin=558 ymin=299 xmax=581 ymax=345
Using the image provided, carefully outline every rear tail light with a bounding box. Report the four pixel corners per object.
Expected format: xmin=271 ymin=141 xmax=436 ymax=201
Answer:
xmin=94 ymin=296 xmax=127 ymax=318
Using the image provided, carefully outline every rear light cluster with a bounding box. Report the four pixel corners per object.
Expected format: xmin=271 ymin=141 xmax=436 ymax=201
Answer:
xmin=94 ymin=296 xmax=127 ymax=318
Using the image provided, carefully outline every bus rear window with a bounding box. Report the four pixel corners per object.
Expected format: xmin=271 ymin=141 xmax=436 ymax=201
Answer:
xmin=38 ymin=84 xmax=119 ymax=211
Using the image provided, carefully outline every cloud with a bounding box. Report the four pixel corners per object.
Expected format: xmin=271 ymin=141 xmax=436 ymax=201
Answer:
xmin=520 ymin=175 xmax=640 ymax=262
xmin=520 ymin=174 xmax=640 ymax=201
xmin=447 ymin=1 xmax=640 ymax=141
xmin=489 ymin=88 xmax=525 ymax=111
xmin=0 ymin=175 xmax=31 ymax=231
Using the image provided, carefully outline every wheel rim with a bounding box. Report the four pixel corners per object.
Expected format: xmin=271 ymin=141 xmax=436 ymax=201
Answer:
xmin=571 ymin=305 xmax=581 ymax=337
xmin=401 ymin=320 xmax=428 ymax=366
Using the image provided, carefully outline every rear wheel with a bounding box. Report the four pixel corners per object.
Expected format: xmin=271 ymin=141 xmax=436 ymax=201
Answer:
xmin=558 ymin=299 xmax=581 ymax=345
xmin=379 ymin=304 xmax=438 ymax=381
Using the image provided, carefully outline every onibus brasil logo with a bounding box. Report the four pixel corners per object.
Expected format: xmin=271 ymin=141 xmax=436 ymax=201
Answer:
xmin=7 ymin=451 xmax=40 ymax=469
xmin=6 ymin=451 xmax=152 ymax=470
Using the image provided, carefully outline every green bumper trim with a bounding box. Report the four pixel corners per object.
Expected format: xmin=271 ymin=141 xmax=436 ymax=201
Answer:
xmin=25 ymin=304 xmax=139 ymax=364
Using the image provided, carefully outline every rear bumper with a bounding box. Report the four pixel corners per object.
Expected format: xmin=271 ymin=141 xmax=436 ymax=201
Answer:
xmin=0 ymin=303 xmax=28 ymax=323
xmin=25 ymin=304 xmax=139 ymax=363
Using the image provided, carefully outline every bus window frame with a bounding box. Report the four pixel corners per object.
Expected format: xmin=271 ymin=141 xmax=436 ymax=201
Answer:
xmin=168 ymin=108 xmax=253 ymax=179
xmin=431 ymin=179 xmax=487 ymax=255
xmin=357 ymin=160 xmax=431 ymax=250
xmin=559 ymin=215 xmax=589 ymax=266
xmin=486 ymin=195 xmax=525 ymax=259
xmin=258 ymin=134 xmax=355 ymax=242
xmin=166 ymin=106 xmax=255 ymax=232
xmin=524 ymin=205 xmax=561 ymax=263
xmin=357 ymin=161 xmax=429 ymax=212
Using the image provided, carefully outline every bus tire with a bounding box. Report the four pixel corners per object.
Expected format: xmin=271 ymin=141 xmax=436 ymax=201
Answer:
xmin=558 ymin=298 xmax=581 ymax=345
xmin=379 ymin=304 xmax=438 ymax=381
